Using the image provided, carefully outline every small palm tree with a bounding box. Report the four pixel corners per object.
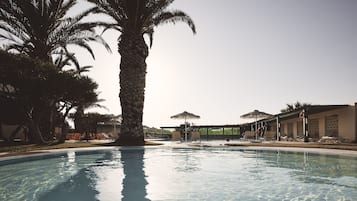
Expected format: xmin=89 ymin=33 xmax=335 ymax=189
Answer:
xmin=87 ymin=0 xmax=196 ymax=145
xmin=0 ymin=0 xmax=110 ymax=69
xmin=281 ymin=101 xmax=311 ymax=113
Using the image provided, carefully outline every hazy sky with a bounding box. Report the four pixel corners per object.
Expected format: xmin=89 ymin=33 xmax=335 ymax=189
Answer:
xmin=71 ymin=0 xmax=357 ymax=128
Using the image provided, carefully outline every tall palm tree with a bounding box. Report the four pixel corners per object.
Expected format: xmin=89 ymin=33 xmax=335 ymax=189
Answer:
xmin=86 ymin=0 xmax=196 ymax=145
xmin=0 ymin=0 xmax=110 ymax=69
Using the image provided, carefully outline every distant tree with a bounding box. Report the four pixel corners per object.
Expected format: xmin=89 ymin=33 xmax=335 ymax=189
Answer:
xmin=281 ymin=101 xmax=311 ymax=113
xmin=0 ymin=0 xmax=111 ymax=141
xmin=0 ymin=51 xmax=100 ymax=144
xmin=87 ymin=0 xmax=196 ymax=145
xmin=0 ymin=83 xmax=27 ymax=142
xmin=0 ymin=0 xmax=107 ymax=86
xmin=71 ymin=98 xmax=107 ymax=136
xmin=55 ymin=75 xmax=100 ymax=142
xmin=70 ymin=112 xmax=117 ymax=137
xmin=0 ymin=51 xmax=53 ymax=143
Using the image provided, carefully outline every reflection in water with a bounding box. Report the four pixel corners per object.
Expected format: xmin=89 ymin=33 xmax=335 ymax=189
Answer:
xmin=120 ymin=149 xmax=149 ymax=201
xmin=174 ymin=148 xmax=201 ymax=172
xmin=3 ymin=148 xmax=356 ymax=201
xmin=261 ymin=151 xmax=352 ymax=177
xmin=255 ymin=150 xmax=357 ymax=189
xmin=37 ymin=152 xmax=105 ymax=201
xmin=37 ymin=149 xmax=149 ymax=201
xmin=38 ymin=168 xmax=99 ymax=201
xmin=38 ymin=151 xmax=117 ymax=201
xmin=0 ymin=148 xmax=357 ymax=201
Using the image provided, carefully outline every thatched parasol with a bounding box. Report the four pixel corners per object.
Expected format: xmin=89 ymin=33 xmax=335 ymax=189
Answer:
xmin=171 ymin=111 xmax=200 ymax=142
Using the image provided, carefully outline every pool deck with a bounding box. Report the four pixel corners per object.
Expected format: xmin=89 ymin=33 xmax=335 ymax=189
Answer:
xmin=1 ymin=140 xmax=357 ymax=160
xmin=159 ymin=140 xmax=357 ymax=157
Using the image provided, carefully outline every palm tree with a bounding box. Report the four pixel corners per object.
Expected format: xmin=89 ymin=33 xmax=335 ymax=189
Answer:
xmin=86 ymin=0 xmax=196 ymax=145
xmin=281 ymin=101 xmax=311 ymax=113
xmin=0 ymin=0 xmax=110 ymax=69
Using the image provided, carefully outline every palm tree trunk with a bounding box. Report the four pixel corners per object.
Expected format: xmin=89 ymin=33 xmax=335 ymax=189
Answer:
xmin=27 ymin=109 xmax=48 ymax=144
xmin=58 ymin=105 xmax=73 ymax=143
xmin=116 ymin=32 xmax=148 ymax=145
xmin=28 ymin=118 xmax=48 ymax=144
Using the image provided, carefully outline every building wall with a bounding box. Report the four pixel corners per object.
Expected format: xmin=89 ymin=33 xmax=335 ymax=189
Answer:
xmin=275 ymin=105 xmax=356 ymax=142
xmin=308 ymin=106 xmax=355 ymax=142
xmin=318 ymin=117 xmax=325 ymax=138
xmin=308 ymin=118 xmax=319 ymax=138
xmin=339 ymin=106 xmax=355 ymax=141
xmin=281 ymin=119 xmax=296 ymax=138
xmin=281 ymin=123 xmax=287 ymax=136
xmin=293 ymin=121 xmax=297 ymax=138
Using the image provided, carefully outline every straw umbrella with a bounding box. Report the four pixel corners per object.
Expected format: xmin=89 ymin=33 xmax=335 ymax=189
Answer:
xmin=171 ymin=111 xmax=200 ymax=142
xmin=241 ymin=110 xmax=272 ymax=140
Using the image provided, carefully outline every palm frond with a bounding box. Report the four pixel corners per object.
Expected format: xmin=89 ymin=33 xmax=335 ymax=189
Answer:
xmin=72 ymin=39 xmax=96 ymax=59
xmin=66 ymin=65 xmax=93 ymax=75
xmin=51 ymin=48 xmax=81 ymax=71
xmin=0 ymin=0 xmax=110 ymax=69
xmin=0 ymin=23 xmax=29 ymax=42
xmin=86 ymin=0 xmax=127 ymax=28
xmin=151 ymin=10 xmax=196 ymax=34
xmin=144 ymin=0 xmax=174 ymax=23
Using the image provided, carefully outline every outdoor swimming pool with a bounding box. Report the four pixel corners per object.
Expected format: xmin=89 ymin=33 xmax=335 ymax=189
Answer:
xmin=1 ymin=146 xmax=357 ymax=201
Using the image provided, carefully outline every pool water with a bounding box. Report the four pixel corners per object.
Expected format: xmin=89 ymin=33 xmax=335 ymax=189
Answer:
xmin=1 ymin=147 xmax=357 ymax=201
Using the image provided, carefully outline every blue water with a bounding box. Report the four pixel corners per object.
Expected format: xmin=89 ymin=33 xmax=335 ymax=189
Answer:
xmin=1 ymin=147 xmax=357 ymax=201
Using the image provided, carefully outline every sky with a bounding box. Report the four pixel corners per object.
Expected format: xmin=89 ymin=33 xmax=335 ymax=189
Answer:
xmin=70 ymin=0 xmax=357 ymax=128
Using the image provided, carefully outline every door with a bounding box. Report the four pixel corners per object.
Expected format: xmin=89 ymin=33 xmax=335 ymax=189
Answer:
xmin=325 ymin=115 xmax=338 ymax=137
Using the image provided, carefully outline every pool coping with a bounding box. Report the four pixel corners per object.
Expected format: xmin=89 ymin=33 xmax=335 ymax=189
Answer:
xmin=0 ymin=146 xmax=116 ymax=161
xmin=164 ymin=141 xmax=357 ymax=157
xmin=1 ymin=141 xmax=357 ymax=162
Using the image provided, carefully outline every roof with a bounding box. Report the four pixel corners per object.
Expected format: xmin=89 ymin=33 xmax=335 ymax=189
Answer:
xmin=264 ymin=104 xmax=350 ymax=122
xmin=160 ymin=124 xmax=240 ymax=130
xmin=161 ymin=104 xmax=352 ymax=128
